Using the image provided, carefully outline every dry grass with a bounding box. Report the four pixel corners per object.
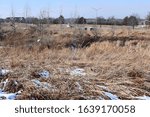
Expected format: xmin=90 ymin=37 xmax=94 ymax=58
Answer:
xmin=0 ymin=23 xmax=150 ymax=100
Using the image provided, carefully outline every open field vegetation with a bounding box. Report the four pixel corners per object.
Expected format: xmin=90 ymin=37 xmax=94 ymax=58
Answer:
xmin=0 ymin=23 xmax=150 ymax=100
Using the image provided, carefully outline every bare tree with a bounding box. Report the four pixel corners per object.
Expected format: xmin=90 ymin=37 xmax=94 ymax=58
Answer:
xmin=97 ymin=17 xmax=105 ymax=27
xmin=91 ymin=7 xmax=101 ymax=38
xmin=24 ymin=4 xmax=30 ymax=29
xmin=146 ymin=12 xmax=150 ymax=28
xmin=70 ymin=7 xmax=79 ymax=59
xmin=37 ymin=10 xmax=47 ymax=39
xmin=108 ymin=16 xmax=116 ymax=36
xmin=128 ymin=15 xmax=138 ymax=29
xmin=123 ymin=16 xmax=129 ymax=25
xmin=0 ymin=20 xmax=1 ymax=31
xmin=0 ymin=18 xmax=2 ymax=41
xmin=59 ymin=6 xmax=63 ymax=29
xmin=10 ymin=6 xmax=16 ymax=33
xmin=75 ymin=17 xmax=86 ymax=24
xmin=46 ymin=8 xmax=51 ymax=27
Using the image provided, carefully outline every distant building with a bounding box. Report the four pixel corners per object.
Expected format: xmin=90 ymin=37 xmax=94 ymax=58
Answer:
xmin=86 ymin=18 xmax=95 ymax=24
xmin=137 ymin=20 xmax=150 ymax=28
xmin=5 ymin=17 xmax=25 ymax=23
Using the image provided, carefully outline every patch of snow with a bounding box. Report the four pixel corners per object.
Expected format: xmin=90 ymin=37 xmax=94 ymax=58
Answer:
xmin=135 ymin=95 xmax=150 ymax=100
xmin=0 ymin=89 xmax=3 ymax=93
xmin=97 ymin=85 xmax=108 ymax=90
xmin=17 ymin=90 xmax=23 ymax=95
xmin=0 ymin=68 xmax=12 ymax=78
xmin=70 ymin=68 xmax=86 ymax=76
xmin=38 ymin=70 xmax=50 ymax=78
xmin=32 ymin=79 xmax=42 ymax=87
xmin=32 ymin=79 xmax=54 ymax=90
xmin=75 ymin=82 xmax=83 ymax=91
xmin=99 ymin=97 xmax=104 ymax=100
xmin=37 ymin=39 xmax=41 ymax=42
xmin=65 ymin=69 xmax=69 ymax=73
xmin=104 ymin=92 xmax=119 ymax=100
xmin=2 ymin=79 xmax=9 ymax=90
xmin=42 ymin=82 xmax=54 ymax=90
xmin=0 ymin=91 xmax=16 ymax=100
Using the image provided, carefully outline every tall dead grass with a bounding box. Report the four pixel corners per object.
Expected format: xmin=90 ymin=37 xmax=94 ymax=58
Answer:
xmin=1 ymin=25 xmax=150 ymax=99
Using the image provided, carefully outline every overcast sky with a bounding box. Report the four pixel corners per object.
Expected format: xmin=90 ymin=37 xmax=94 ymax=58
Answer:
xmin=0 ymin=0 xmax=150 ymax=18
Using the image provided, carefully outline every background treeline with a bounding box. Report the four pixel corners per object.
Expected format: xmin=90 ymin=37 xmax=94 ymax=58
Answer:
xmin=0 ymin=12 xmax=150 ymax=27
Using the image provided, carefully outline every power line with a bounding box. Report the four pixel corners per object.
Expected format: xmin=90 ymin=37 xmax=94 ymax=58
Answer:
xmin=92 ymin=7 xmax=101 ymax=25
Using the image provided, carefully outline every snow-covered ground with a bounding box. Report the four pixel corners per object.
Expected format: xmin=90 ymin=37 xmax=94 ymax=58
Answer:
xmin=38 ymin=70 xmax=50 ymax=78
xmin=32 ymin=79 xmax=55 ymax=90
xmin=0 ymin=69 xmax=17 ymax=100
xmin=135 ymin=95 xmax=150 ymax=100
xmin=0 ymin=89 xmax=16 ymax=100
xmin=70 ymin=68 xmax=86 ymax=76
xmin=0 ymin=68 xmax=12 ymax=78
xmin=104 ymin=92 xmax=119 ymax=100
xmin=0 ymin=68 xmax=150 ymax=100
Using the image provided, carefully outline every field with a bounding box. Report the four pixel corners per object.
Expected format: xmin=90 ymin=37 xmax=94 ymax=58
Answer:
xmin=0 ymin=23 xmax=150 ymax=100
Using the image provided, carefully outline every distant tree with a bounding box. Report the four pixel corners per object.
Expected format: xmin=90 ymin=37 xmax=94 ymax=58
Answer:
xmin=97 ymin=17 xmax=106 ymax=26
xmin=10 ymin=7 xmax=16 ymax=33
xmin=46 ymin=8 xmax=50 ymax=26
xmin=0 ymin=20 xmax=1 ymax=31
xmin=107 ymin=16 xmax=116 ymax=25
xmin=37 ymin=10 xmax=47 ymax=39
xmin=58 ymin=15 xmax=65 ymax=24
xmin=128 ymin=15 xmax=138 ymax=29
xmin=53 ymin=18 xmax=59 ymax=24
xmin=146 ymin=12 xmax=150 ymax=27
xmin=24 ymin=4 xmax=31 ymax=28
xmin=123 ymin=16 xmax=129 ymax=25
xmin=75 ymin=17 xmax=86 ymax=24
xmin=53 ymin=15 xmax=65 ymax=24
xmin=47 ymin=18 xmax=53 ymax=24
xmin=32 ymin=18 xmax=39 ymax=24
xmin=39 ymin=10 xmax=47 ymax=24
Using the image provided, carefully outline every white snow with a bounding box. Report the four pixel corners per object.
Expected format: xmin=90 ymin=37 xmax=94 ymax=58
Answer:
xmin=0 ymin=79 xmax=22 ymax=100
xmin=75 ymin=82 xmax=83 ymax=91
xmin=135 ymin=95 xmax=150 ymax=100
xmin=60 ymin=67 xmax=86 ymax=76
xmin=97 ymin=85 xmax=108 ymax=90
xmin=0 ymin=91 xmax=16 ymax=100
xmin=37 ymin=39 xmax=41 ymax=42
xmin=1 ymin=79 xmax=9 ymax=90
xmin=38 ymin=70 xmax=50 ymax=78
xmin=42 ymin=82 xmax=54 ymax=90
xmin=99 ymin=97 xmax=104 ymax=100
xmin=32 ymin=79 xmax=42 ymax=87
xmin=0 ymin=68 xmax=12 ymax=77
xmin=104 ymin=92 xmax=119 ymax=100
xmin=32 ymin=79 xmax=54 ymax=90
xmin=70 ymin=68 xmax=86 ymax=76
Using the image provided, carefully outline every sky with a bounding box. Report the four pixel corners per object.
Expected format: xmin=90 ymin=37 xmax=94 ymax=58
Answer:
xmin=0 ymin=0 xmax=150 ymax=18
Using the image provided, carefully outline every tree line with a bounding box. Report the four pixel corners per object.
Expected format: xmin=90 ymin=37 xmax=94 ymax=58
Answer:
xmin=1 ymin=12 xmax=150 ymax=28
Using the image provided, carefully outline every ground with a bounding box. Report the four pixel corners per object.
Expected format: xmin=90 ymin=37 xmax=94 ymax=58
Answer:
xmin=0 ymin=23 xmax=150 ymax=100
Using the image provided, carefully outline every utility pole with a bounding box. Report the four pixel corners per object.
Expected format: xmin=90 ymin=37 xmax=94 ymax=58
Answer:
xmin=59 ymin=6 xmax=63 ymax=29
xmin=24 ymin=4 xmax=30 ymax=29
xmin=92 ymin=7 xmax=101 ymax=25
xmin=47 ymin=7 xmax=50 ymax=27
xmin=11 ymin=6 xmax=16 ymax=33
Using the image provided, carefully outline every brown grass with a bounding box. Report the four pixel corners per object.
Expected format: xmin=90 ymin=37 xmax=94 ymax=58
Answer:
xmin=0 ymin=23 xmax=150 ymax=100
